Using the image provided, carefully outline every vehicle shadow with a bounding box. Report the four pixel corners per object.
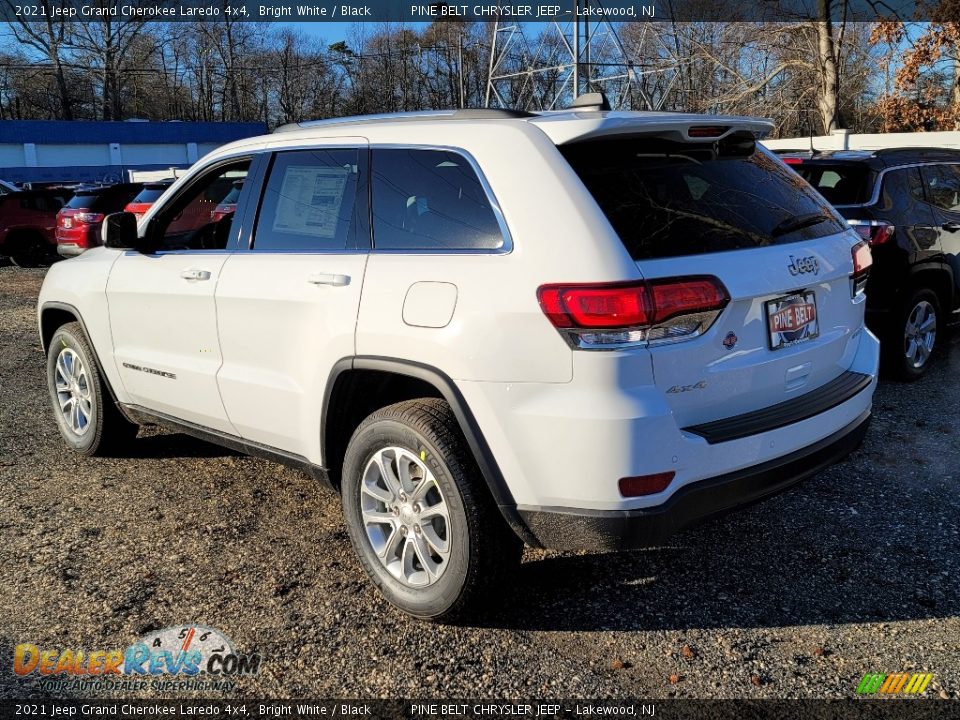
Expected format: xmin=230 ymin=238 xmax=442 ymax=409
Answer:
xmin=479 ymin=466 xmax=958 ymax=632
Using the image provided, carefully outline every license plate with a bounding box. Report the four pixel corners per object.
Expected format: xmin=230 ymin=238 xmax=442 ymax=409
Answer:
xmin=766 ymin=291 xmax=819 ymax=350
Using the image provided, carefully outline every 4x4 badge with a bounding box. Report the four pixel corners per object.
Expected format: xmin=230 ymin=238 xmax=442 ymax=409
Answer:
xmin=788 ymin=255 xmax=820 ymax=276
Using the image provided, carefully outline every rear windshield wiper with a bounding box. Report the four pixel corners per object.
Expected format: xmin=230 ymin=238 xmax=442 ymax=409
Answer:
xmin=770 ymin=212 xmax=832 ymax=238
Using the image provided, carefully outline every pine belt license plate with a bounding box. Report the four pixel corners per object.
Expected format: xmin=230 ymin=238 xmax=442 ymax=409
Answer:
xmin=766 ymin=291 xmax=819 ymax=350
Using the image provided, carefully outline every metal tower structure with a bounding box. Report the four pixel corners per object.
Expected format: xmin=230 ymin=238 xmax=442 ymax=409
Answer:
xmin=484 ymin=3 xmax=679 ymax=111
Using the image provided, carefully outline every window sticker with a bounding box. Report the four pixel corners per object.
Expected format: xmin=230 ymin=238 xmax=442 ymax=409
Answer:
xmin=273 ymin=166 xmax=350 ymax=238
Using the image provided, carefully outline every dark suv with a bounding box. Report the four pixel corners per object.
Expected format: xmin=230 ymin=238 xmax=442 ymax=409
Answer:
xmin=780 ymin=148 xmax=960 ymax=379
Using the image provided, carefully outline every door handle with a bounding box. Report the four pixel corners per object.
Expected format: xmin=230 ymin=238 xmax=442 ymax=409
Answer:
xmin=181 ymin=269 xmax=212 ymax=281
xmin=942 ymin=222 xmax=960 ymax=232
xmin=307 ymin=273 xmax=350 ymax=287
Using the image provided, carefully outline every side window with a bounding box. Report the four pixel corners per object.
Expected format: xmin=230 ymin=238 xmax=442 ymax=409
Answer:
xmin=371 ymin=148 xmax=504 ymax=251
xmin=906 ymin=167 xmax=925 ymax=202
xmin=878 ymin=167 xmax=923 ymax=210
xmin=253 ymin=148 xmax=362 ymax=252
xmin=153 ymin=159 xmax=250 ymax=251
xmin=20 ymin=194 xmax=63 ymax=212
xmin=920 ymin=164 xmax=960 ymax=213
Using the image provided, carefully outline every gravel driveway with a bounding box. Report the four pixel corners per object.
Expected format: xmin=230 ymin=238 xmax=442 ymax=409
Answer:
xmin=1 ymin=264 xmax=957 ymax=700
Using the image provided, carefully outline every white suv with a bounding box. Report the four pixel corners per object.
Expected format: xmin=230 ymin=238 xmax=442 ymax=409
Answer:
xmin=38 ymin=103 xmax=880 ymax=620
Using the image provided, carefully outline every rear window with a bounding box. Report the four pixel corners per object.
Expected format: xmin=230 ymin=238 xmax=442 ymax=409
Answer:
xmin=131 ymin=186 xmax=168 ymax=204
xmin=560 ymin=136 xmax=847 ymax=261
xmin=792 ymin=163 xmax=872 ymax=205
xmin=65 ymin=192 xmax=99 ymax=210
xmin=66 ymin=185 xmax=140 ymax=211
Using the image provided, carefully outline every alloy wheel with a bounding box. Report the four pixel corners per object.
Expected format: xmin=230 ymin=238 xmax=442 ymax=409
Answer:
xmin=903 ymin=300 xmax=936 ymax=370
xmin=360 ymin=447 xmax=451 ymax=588
xmin=54 ymin=347 xmax=93 ymax=436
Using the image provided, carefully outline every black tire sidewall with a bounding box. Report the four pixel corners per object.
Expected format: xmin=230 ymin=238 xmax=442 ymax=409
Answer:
xmin=891 ymin=288 xmax=940 ymax=380
xmin=46 ymin=326 xmax=104 ymax=453
xmin=342 ymin=418 xmax=473 ymax=619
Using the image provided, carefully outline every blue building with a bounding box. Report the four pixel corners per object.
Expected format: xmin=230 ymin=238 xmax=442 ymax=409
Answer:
xmin=0 ymin=120 xmax=267 ymax=185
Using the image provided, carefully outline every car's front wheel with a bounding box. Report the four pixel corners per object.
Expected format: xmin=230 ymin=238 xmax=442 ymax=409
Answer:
xmin=341 ymin=398 xmax=521 ymax=621
xmin=46 ymin=322 xmax=138 ymax=455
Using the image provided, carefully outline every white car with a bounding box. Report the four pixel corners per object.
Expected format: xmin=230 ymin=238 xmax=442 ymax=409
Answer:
xmin=38 ymin=99 xmax=879 ymax=620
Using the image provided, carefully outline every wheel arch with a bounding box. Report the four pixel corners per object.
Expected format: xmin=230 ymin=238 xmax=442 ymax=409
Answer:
xmin=908 ymin=261 xmax=954 ymax=313
xmin=322 ymin=356 xmax=538 ymax=546
xmin=39 ymin=301 xmax=122 ymax=406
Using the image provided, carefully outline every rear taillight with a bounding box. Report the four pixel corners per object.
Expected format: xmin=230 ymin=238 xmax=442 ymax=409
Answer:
xmin=781 ymin=157 xmax=803 ymax=165
xmin=848 ymin=219 xmax=894 ymax=246
xmin=537 ymin=276 xmax=729 ymax=349
xmin=74 ymin=212 xmax=104 ymax=224
xmin=851 ymin=240 xmax=872 ymax=297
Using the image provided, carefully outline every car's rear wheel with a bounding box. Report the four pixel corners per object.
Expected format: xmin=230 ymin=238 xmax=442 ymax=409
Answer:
xmin=46 ymin=322 xmax=138 ymax=455
xmin=341 ymin=398 xmax=521 ymax=621
xmin=889 ymin=288 xmax=939 ymax=381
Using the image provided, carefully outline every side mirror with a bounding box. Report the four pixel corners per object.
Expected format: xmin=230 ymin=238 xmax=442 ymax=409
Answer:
xmin=102 ymin=212 xmax=140 ymax=250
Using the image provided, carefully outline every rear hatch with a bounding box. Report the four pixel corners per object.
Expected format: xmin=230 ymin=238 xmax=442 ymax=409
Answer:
xmin=558 ymin=126 xmax=866 ymax=427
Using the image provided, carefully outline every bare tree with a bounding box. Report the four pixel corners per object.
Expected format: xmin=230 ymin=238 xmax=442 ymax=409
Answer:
xmin=4 ymin=0 xmax=74 ymax=118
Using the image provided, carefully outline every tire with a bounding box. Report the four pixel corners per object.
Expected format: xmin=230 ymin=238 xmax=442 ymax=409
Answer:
xmin=341 ymin=398 xmax=522 ymax=621
xmin=9 ymin=234 xmax=52 ymax=268
xmin=46 ymin=322 xmax=139 ymax=455
xmin=886 ymin=288 xmax=940 ymax=381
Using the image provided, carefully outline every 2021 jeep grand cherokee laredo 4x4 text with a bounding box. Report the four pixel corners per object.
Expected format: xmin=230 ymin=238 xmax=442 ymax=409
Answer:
xmin=38 ymin=106 xmax=879 ymax=620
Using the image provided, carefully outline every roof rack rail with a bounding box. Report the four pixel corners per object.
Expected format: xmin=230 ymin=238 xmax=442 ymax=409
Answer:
xmin=273 ymin=107 xmax=536 ymax=133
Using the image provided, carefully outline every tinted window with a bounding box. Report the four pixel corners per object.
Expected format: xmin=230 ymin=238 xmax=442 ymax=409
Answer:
xmin=879 ymin=167 xmax=923 ymax=208
xmin=793 ymin=164 xmax=871 ymax=205
xmin=920 ymin=164 xmax=960 ymax=213
xmin=153 ymin=160 xmax=250 ymax=251
xmin=254 ymin=149 xmax=361 ymax=252
xmin=65 ymin=185 xmax=140 ymax=212
xmin=371 ymin=148 xmax=503 ymax=251
xmin=561 ymin=137 xmax=846 ymax=261
xmin=20 ymin=194 xmax=65 ymax=212
xmin=65 ymin=192 xmax=99 ymax=210
xmin=131 ymin=186 xmax=169 ymax=204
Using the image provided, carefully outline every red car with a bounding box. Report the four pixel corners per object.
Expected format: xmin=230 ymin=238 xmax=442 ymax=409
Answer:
xmin=57 ymin=183 xmax=142 ymax=257
xmin=0 ymin=190 xmax=70 ymax=266
xmin=124 ymin=181 xmax=173 ymax=221
xmin=211 ymin=179 xmax=243 ymax=223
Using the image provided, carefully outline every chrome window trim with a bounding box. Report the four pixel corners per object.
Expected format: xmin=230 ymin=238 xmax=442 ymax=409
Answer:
xmin=834 ymin=161 xmax=960 ymax=209
xmin=368 ymin=143 xmax=513 ymax=256
xmin=193 ymin=142 xmax=513 ymax=257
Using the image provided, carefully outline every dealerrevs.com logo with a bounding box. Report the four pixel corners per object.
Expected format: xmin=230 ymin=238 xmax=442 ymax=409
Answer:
xmin=13 ymin=625 xmax=261 ymax=693
xmin=856 ymin=672 xmax=933 ymax=696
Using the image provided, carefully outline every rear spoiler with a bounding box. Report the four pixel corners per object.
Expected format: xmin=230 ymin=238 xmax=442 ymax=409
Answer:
xmin=528 ymin=112 xmax=775 ymax=145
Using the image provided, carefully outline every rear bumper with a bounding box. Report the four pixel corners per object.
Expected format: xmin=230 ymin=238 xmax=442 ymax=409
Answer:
xmin=57 ymin=243 xmax=85 ymax=257
xmin=518 ymin=410 xmax=871 ymax=551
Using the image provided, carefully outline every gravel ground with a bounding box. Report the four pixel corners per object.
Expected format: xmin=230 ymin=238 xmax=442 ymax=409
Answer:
xmin=1 ymin=263 xmax=958 ymax=701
